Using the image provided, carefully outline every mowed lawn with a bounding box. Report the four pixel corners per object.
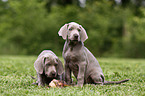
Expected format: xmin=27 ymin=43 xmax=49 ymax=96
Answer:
xmin=0 ymin=56 xmax=144 ymax=96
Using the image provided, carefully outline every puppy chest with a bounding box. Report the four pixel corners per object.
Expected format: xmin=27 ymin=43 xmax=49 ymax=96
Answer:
xmin=65 ymin=52 xmax=80 ymax=63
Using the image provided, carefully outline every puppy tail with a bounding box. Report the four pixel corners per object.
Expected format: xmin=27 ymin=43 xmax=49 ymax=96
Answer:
xmin=30 ymin=76 xmax=38 ymax=85
xmin=103 ymin=79 xmax=130 ymax=85
xmin=32 ymin=82 xmax=38 ymax=85
xmin=30 ymin=76 xmax=36 ymax=80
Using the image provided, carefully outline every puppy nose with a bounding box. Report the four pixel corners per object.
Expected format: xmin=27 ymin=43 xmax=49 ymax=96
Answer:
xmin=74 ymin=34 xmax=78 ymax=39
xmin=51 ymin=71 xmax=56 ymax=76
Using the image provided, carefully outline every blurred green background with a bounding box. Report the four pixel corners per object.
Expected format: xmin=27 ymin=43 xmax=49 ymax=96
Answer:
xmin=0 ymin=0 xmax=145 ymax=58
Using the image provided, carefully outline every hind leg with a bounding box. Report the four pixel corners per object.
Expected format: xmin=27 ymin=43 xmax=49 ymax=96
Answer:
xmin=91 ymin=74 xmax=104 ymax=85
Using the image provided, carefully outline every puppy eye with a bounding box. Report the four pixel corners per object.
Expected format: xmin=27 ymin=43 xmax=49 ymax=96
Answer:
xmin=78 ymin=29 xmax=81 ymax=32
xmin=55 ymin=64 xmax=58 ymax=66
xmin=46 ymin=64 xmax=50 ymax=66
xmin=69 ymin=28 xmax=73 ymax=31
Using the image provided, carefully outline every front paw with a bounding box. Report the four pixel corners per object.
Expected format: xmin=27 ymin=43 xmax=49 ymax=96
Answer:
xmin=75 ymin=84 xmax=83 ymax=88
xmin=65 ymin=79 xmax=72 ymax=85
xmin=38 ymin=83 xmax=45 ymax=87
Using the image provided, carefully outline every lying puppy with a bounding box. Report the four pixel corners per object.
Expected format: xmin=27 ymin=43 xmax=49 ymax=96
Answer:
xmin=58 ymin=22 xmax=129 ymax=87
xmin=33 ymin=50 xmax=64 ymax=86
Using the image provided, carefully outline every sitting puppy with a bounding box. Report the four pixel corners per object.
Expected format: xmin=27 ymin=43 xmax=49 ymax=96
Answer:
xmin=34 ymin=50 xmax=64 ymax=86
xmin=58 ymin=22 xmax=129 ymax=87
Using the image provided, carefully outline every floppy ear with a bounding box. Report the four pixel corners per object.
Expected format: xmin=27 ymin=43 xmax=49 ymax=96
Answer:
xmin=79 ymin=25 xmax=88 ymax=42
xmin=34 ymin=56 xmax=44 ymax=74
xmin=58 ymin=24 xmax=68 ymax=40
xmin=56 ymin=59 xmax=64 ymax=75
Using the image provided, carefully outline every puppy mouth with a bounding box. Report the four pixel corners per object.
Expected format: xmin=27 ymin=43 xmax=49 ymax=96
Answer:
xmin=72 ymin=39 xmax=78 ymax=41
xmin=70 ymin=40 xmax=79 ymax=44
xmin=46 ymin=75 xmax=56 ymax=78
xmin=46 ymin=74 xmax=56 ymax=78
xmin=70 ymin=38 xmax=79 ymax=41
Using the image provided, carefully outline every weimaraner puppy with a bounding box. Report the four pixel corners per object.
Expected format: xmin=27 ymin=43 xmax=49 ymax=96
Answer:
xmin=34 ymin=50 xmax=64 ymax=86
xmin=58 ymin=22 xmax=129 ymax=87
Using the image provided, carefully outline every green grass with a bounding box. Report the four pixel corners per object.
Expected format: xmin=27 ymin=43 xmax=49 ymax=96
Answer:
xmin=0 ymin=56 xmax=144 ymax=96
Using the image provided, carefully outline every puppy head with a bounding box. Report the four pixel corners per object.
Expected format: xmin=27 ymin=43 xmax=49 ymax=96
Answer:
xmin=43 ymin=57 xmax=57 ymax=78
xmin=34 ymin=54 xmax=64 ymax=78
xmin=58 ymin=22 xmax=88 ymax=42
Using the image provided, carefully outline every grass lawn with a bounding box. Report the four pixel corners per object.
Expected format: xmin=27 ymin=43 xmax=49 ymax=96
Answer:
xmin=0 ymin=56 xmax=144 ymax=96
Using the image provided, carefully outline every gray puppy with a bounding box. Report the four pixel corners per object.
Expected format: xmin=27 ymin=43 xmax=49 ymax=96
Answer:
xmin=58 ymin=22 xmax=129 ymax=87
xmin=34 ymin=50 xmax=64 ymax=86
